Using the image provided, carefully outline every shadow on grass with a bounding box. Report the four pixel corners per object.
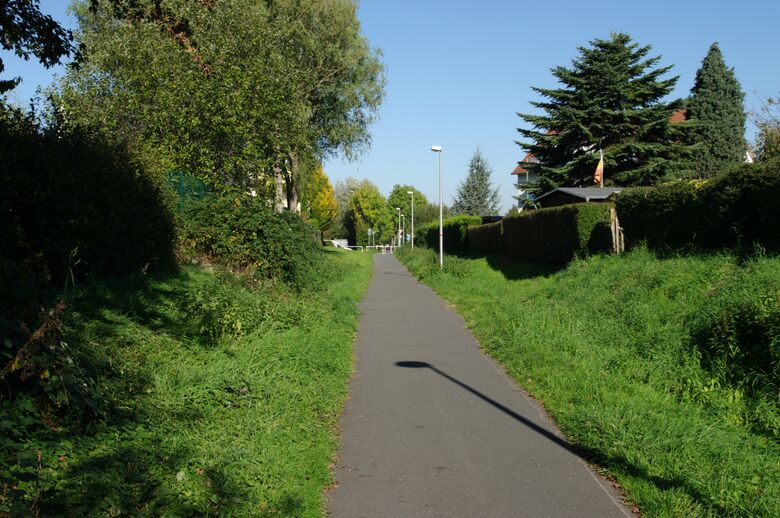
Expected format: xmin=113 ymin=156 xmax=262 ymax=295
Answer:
xmin=395 ymin=360 xmax=728 ymax=515
xmin=479 ymin=253 xmax=561 ymax=281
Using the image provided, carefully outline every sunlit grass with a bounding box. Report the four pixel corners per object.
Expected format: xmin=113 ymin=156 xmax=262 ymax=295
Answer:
xmin=397 ymin=246 xmax=780 ymax=517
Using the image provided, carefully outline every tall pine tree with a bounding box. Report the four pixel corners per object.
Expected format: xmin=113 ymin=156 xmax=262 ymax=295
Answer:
xmin=687 ymin=43 xmax=747 ymax=177
xmin=517 ymin=33 xmax=690 ymax=192
xmin=452 ymin=149 xmax=501 ymax=216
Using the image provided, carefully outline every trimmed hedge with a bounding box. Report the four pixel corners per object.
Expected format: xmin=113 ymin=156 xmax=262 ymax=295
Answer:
xmin=501 ymin=203 xmax=612 ymax=265
xmin=418 ymin=215 xmax=482 ymax=254
xmin=616 ymin=160 xmax=780 ymax=252
xmin=467 ymin=221 xmax=503 ymax=254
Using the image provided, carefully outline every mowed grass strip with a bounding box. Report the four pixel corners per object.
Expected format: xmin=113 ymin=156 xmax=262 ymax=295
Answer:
xmin=396 ymin=247 xmax=779 ymax=517
xmin=35 ymin=249 xmax=372 ymax=517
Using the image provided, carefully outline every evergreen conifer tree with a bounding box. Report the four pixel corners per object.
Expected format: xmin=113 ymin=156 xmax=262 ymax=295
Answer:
xmin=452 ymin=149 xmax=501 ymax=216
xmin=517 ymin=33 xmax=691 ymax=192
xmin=687 ymin=43 xmax=747 ymax=177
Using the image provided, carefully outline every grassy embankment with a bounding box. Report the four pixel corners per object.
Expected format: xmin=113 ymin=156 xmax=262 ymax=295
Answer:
xmin=7 ymin=249 xmax=371 ymax=517
xmin=396 ymin=247 xmax=779 ymax=517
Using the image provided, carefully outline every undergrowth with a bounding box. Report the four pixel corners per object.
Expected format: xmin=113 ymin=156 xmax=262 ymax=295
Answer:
xmin=0 ymin=250 xmax=372 ymax=516
xmin=397 ymin=246 xmax=780 ymax=517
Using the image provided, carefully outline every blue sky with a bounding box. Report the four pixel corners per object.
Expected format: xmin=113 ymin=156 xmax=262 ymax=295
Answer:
xmin=4 ymin=0 xmax=779 ymax=212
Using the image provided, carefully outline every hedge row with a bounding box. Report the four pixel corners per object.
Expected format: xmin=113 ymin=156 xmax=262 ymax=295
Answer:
xmin=616 ymin=160 xmax=780 ymax=252
xmin=468 ymin=204 xmax=613 ymax=265
xmin=417 ymin=215 xmax=482 ymax=254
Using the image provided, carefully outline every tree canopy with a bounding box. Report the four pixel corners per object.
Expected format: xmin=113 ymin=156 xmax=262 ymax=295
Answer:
xmin=451 ymin=149 xmax=500 ymax=216
xmin=346 ymin=180 xmax=392 ymax=246
xmin=58 ymin=0 xmax=385 ymax=201
xmin=517 ymin=32 xmax=691 ymax=193
xmin=687 ymin=43 xmax=746 ymax=177
xmin=0 ymin=0 xmax=73 ymax=93
xmin=754 ymin=94 xmax=780 ymax=161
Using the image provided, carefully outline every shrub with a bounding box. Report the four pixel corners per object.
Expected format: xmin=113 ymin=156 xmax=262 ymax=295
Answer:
xmin=418 ymin=215 xmax=482 ymax=254
xmin=179 ymin=194 xmax=324 ymax=290
xmin=502 ymin=203 xmax=612 ymax=265
xmin=616 ymin=160 xmax=780 ymax=252
xmin=467 ymin=220 xmax=504 ymax=254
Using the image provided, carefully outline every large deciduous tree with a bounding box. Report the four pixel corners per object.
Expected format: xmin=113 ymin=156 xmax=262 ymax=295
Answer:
xmin=346 ymin=180 xmax=392 ymax=246
xmin=452 ymin=149 xmax=500 ymax=216
xmin=386 ymin=184 xmax=428 ymax=223
xmin=302 ymin=164 xmax=338 ymax=240
xmin=754 ymin=94 xmax=780 ymax=162
xmin=687 ymin=43 xmax=746 ymax=177
xmin=517 ymin=32 xmax=691 ymax=193
xmin=58 ymin=0 xmax=385 ymax=204
xmin=0 ymin=0 xmax=73 ymax=93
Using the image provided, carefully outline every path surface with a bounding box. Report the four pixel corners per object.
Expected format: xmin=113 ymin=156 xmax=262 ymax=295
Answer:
xmin=327 ymin=254 xmax=631 ymax=517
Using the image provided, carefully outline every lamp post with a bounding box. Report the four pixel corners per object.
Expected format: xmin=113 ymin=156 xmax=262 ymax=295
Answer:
xmin=431 ymin=145 xmax=443 ymax=269
xmin=407 ymin=191 xmax=415 ymax=249
xmin=395 ymin=207 xmax=401 ymax=248
xmin=401 ymin=213 xmax=405 ymax=246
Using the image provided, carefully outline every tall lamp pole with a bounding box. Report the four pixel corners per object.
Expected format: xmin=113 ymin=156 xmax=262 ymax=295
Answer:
xmin=431 ymin=145 xmax=443 ymax=269
xmin=401 ymin=213 xmax=405 ymax=246
xmin=395 ymin=207 xmax=401 ymax=248
xmin=407 ymin=191 xmax=415 ymax=249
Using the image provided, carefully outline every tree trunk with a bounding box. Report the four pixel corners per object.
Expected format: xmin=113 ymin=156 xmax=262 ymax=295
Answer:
xmin=286 ymin=153 xmax=301 ymax=214
xmin=273 ymin=166 xmax=286 ymax=213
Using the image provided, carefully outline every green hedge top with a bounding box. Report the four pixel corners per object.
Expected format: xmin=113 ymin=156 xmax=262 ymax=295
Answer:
xmin=616 ymin=160 xmax=780 ymax=252
xmin=418 ymin=215 xmax=482 ymax=254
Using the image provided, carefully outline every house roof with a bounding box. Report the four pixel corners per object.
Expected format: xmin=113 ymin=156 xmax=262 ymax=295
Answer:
xmin=669 ymin=108 xmax=688 ymax=124
xmin=512 ymin=152 xmax=539 ymax=175
xmin=535 ymin=187 xmax=622 ymax=203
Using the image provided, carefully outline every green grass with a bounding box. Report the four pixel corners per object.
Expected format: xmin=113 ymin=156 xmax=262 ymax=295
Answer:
xmin=2 ymin=249 xmax=372 ymax=517
xmin=396 ymin=247 xmax=780 ymax=517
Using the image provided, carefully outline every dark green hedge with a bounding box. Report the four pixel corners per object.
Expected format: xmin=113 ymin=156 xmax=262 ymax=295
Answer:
xmin=179 ymin=194 xmax=324 ymax=290
xmin=616 ymin=161 xmax=780 ymax=252
xmin=501 ymin=204 xmax=612 ymax=265
xmin=418 ymin=215 xmax=482 ymax=254
xmin=467 ymin=221 xmax=504 ymax=254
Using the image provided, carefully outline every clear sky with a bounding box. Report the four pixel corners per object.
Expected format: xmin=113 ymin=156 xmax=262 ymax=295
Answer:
xmin=4 ymin=0 xmax=779 ymax=213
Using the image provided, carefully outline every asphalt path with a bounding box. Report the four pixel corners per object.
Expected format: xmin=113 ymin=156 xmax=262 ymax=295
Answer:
xmin=327 ymin=253 xmax=631 ymax=517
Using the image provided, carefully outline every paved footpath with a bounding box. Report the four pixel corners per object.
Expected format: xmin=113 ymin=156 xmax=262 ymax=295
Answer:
xmin=327 ymin=254 xmax=631 ymax=518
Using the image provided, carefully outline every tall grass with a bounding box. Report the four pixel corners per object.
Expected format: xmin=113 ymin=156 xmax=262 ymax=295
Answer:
xmin=397 ymin=247 xmax=780 ymax=517
xmin=1 ymin=250 xmax=372 ymax=516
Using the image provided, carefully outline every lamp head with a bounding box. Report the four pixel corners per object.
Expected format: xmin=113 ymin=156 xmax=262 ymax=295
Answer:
xmin=407 ymin=191 xmax=413 ymax=195
xmin=431 ymin=145 xmax=442 ymax=152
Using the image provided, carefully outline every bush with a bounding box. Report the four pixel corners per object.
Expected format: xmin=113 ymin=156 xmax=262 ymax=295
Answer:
xmin=467 ymin=220 xmax=504 ymax=254
xmin=179 ymin=193 xmax=324 ymax=290
xmin=418 ymin=215 xmax=482 ymax=254
xmin=502 ymin=203 xmax=612 ymax=265
xmin=616 ymin=160 xmax=780 ymax=252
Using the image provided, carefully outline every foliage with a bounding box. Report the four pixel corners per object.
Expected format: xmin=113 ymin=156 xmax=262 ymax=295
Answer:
xmin=302 ymin=164 xmax=338 ymax=237
xmin=0 ymin=0 xmax=72 ymax=93
xmin=418 ymin=215 xmax=482 ymax=254
xmin=467 ymin=220 xmax=504 ymax=254
xmin=0 ymin=251 xmax=373 ymax=516
xmin=517 ymin=32 xmax=692 ymax=192
xmin=345 ymin=180 xmax=393 ymax=246
xmin=687 ymin=43 xmax=747 ymax=178
xmin=59 ymin=0 xmax=385 ymax=194
xmin=386 ymin=184 xmax=427 ymax=226
xmin=397 ymin=247 xmax=780 ymax=516
xmin=179 ymin=193 xmax=324 ymax=290
xmin=615 ymin=159 xmax=780 ymax=253
xmin=451 ymin=149 xmax=501 ymax=216
xmin=501 ymin=203 xmax=612 ymax=264
xmin=753 ymin=93 xmax=780 ymax=161
xmin=0 ymin=103 xmax=175 ymax=328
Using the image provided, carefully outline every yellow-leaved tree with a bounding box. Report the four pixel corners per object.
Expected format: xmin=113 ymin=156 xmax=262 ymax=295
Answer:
xmin=304 ymin=164 xmax=338 ymax=240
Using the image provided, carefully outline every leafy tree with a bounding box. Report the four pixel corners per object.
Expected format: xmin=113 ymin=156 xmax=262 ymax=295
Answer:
xmin=687 ymin=43 xmax=747 ymax=177
xmin=58 ymin=0 xmax=385 ymax=202
xmin=386 ymin=184 xmax=428 ymax=225
xmin=754 ymin=94 xmax=780 ymax=161
xmin=302 ymin=164 xmax=338 ymax=240
xmin=451 ymin=149 xmax=500 ymax=216
xmin=0 ymin=0 xmax=73 ymax=93
xmin=346 ymin=181 xmax=392 ymax=246
xmin=517 ymin=32 xmax=691 ymax=192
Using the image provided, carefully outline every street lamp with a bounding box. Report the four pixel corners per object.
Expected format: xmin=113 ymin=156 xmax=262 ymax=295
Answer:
xmin=431 ymin=145 xmax=443 ymax=269
xmin=395 ymin=207 xmax=401 ymax=248
xmin=407 ymin=191 xmax=415 ymax=249
xmin=401 ymin=213 xmax=405 ymax=247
